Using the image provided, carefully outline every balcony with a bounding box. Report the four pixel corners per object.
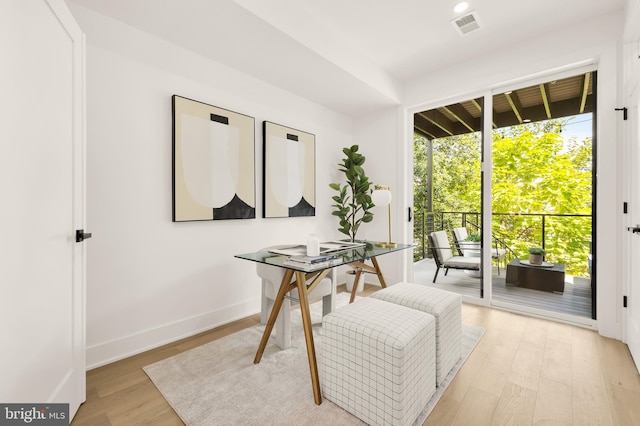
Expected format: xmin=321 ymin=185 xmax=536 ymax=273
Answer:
xmin=413 ymin=211 xmax=593 ymax=319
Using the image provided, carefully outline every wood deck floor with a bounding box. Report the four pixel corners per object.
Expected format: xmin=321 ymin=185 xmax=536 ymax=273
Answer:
xmin=413 ymin=258 xmax=593 ymax=319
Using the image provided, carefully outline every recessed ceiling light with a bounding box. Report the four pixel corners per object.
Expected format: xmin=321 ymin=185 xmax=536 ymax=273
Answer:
xmin=454 ymin=2 xmax=469 ymax=13
xmin=523 ymin=119 xmax=532 ymax=123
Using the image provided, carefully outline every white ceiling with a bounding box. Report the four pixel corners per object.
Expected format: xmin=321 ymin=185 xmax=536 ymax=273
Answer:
xmin=67 ymin=0 xmax=626 ymax=117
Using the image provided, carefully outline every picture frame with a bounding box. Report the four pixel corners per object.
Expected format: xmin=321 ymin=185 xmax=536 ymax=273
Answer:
xmin=262 ymin=121 xmax=316 ymax=218
xmin=172 ymin=95 xmax=256 ymax=221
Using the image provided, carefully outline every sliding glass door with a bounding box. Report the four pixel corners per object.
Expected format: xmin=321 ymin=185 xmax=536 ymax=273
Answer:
xmin=412 ymin=69 xmax=596 ymax=322
xmin=490 ymin=72 xmax=596 ymax=320
xmin=413 ymin=96 xmax=485 ymax=300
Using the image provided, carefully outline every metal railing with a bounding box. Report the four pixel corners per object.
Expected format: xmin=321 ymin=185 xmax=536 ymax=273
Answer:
xmin=414 ymin=211 xmax=592 ymax=277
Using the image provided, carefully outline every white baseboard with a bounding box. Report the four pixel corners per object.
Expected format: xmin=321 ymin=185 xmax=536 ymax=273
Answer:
xmin=86 ymin=298 xmax=260 ymax=369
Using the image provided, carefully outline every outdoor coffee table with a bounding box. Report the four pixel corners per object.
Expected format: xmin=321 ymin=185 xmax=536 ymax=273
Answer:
xmin=505 ymin=258 xmax=565 ymax=293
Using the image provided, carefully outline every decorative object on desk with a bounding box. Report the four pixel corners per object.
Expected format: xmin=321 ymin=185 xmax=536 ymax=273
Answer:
xmin=306 ymin=234 xmax=319 ymax=256
xmin=143 ymin=293 xmax=485 ymax=426
xmin=527 ymin=246 xmax=546 ymax=265
xmin=371 ymin=184 xmax=396 ymax=248
xmin=345 ymin=269 xmax=365 ymax=292
xmin=263 ymin=121 xmax=316 ymax=218
xmin=329 ymin=145 xmax=374 ymax=242
xmin=288 ymin=254 xmax=339 ymax=264
xmin=172 ymin=95 xmax=255 ymax=222
xmin=282 ymin=258 xmax=339 ymax=271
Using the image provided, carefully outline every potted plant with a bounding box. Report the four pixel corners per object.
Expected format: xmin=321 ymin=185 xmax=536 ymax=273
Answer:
xmin=528 ymin=247 xmax=546 ymax=265
xmin=329 ymin=145 xmax=375 ymax=242
xmin=329 ymin=145 xmax=374 ymax=292
xmin=460 ymin=232 xmax=481 ymax=257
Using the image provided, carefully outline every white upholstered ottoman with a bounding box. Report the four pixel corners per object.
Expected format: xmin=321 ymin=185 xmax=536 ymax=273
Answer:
xmin=371 ymin=282 xmax=461 ymax=386
xmin=320 ymin=297 xmax=435 ymax=426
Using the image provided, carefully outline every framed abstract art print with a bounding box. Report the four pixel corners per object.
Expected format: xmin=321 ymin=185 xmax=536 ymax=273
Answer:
xmin=263 ymin=121 xmax=315 ymax=218
xmin=172 ymin=95 xmax=255 ymax=221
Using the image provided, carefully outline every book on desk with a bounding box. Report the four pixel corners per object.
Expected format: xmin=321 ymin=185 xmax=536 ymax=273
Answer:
xmin=268 ymin=241 xmax=365 ymax=257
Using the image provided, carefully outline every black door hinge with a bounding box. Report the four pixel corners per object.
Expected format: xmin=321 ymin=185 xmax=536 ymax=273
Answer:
xmin=624 ymin=202 xmax=628 ymax=214
xmin=624 ymin=295 xmax=628 ymax=308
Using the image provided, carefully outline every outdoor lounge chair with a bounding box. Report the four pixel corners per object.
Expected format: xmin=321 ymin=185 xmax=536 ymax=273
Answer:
xmin=452 ymin=227 xmax=508 ymax=275
xmin=428 ymin=231 xmax=481 ymax=283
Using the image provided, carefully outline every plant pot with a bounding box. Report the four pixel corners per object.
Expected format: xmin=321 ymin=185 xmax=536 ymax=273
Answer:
xmin=345 ymin=269 xmax=365 ymax=292
xmin=460 ymin=241 xmax=480 ymax=257
xmin=529 ymin=253 xmax=543 ymax=265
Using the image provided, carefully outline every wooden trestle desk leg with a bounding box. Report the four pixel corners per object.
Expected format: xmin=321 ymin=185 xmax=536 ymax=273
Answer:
xmin=348 ymin=256 xmax=388 ymax=303
xmin=253 ymin=267 xmax=327 ymax=405
xmin=295 ymin=271 xmax=322 ymax=405
xmin=370 ymin=256 xmax=388 ymax=288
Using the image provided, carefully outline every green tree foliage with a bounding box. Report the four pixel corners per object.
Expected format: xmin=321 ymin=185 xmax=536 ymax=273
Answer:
xmin=414 ymin=117 xmax=592 ymax=276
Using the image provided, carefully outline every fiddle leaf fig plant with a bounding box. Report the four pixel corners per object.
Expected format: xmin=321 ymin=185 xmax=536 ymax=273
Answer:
xmin=329 ymin=145 xmax=375 ymax=242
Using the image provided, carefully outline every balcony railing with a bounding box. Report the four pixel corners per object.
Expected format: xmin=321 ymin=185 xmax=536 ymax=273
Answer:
xmin=414 ymin=211 xmax=592 ymax=277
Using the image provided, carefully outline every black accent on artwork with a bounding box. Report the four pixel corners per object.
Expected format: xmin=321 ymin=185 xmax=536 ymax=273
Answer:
xmin=289 ymin=197 xmax=315 ymax=217
xmin=286 ymin=133 xmax=299 ymax=141
xmin=212 ymin=194 xmax=255 ymax=220
xmin=210 ymin=114 xmax=229 ymax=125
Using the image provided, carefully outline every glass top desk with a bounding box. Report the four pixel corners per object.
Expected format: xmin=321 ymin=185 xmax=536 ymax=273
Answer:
xmin=235 ymin=241 xmax=413 ymax=405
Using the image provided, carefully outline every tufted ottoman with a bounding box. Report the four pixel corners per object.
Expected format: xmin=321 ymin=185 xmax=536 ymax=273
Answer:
xmin=320 ymin=297 xmax=435 ymax=426
xmin=371 ymin=282 xmax=461 ymax=386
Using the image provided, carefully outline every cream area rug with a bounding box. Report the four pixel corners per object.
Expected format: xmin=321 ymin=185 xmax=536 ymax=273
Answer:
xmin=144 ymin=293 xmax=485 ymax=425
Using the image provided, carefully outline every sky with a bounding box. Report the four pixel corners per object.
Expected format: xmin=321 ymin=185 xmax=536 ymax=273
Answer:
xmin=560 ymin=113 xmax=593 ymax=142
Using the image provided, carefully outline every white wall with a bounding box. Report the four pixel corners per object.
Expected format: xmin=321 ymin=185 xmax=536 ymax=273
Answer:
xmin=355 ymin=10 xmax=625 ymax=338
xmin=70 ymin=6 xmax=356 ymax=368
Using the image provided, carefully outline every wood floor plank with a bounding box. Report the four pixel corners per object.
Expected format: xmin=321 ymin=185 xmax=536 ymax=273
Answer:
xmin=532 ymin=377 xmax=573 ymax=425
xmin=507 ymin=341 xmax=545 ymax=392
xmin=572 ymin=380 xmax=614 ymax=426
xmin=598 ymin=336 xmax=640 ymax=392
xmin=451 ymin=387 xmax=499 ymax=426
xmin=422 ymin=395 xmax=459 ymax=426
xmin=491 ymin=381 xmax=537 ymax=426
xmin=541 ymin=338 xmax=572 ymax=386
xmin=471 ymin=366 xmax=507 ymax=397
xmin=443 ymin=348 xmax=488 ymax=403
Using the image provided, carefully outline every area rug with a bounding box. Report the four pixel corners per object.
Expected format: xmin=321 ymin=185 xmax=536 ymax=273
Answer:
xmin=144 ymin=293 xmax=485 ymax=425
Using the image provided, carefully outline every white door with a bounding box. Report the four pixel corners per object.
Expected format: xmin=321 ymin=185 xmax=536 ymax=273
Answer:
xmin=0 ymin=0 xmax=86 ymax=419
xmin=627 ymin=67 xmax=640 ymax=373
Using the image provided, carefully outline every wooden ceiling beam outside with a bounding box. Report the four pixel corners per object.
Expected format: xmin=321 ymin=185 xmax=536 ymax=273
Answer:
xmin=417 ymin=110 xmax=455 ymax=136
xmin=493 ymin=96 xmax=593 ymax=129
xmin=471 ymin=98 xmax=497 ymax=128
xmin=539 ymin=83 xmax=552 ymax=119
xmin=442 ymin=104 xmax=477 ymax=133
xmin=504 ymin=91 xmax=524 ymax=124
xmin=412 ymin=73 xmax=594 ymax=139
xmin=580 ymin=72 xmax=591 ymax=113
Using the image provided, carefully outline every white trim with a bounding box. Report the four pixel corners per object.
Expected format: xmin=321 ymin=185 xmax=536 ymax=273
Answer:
xmin=86 ymin=298 xmax=260 ymax=369
xmin=489 ymin=61 xmax=598 ymax=94
xmin=481 ymin=91 xmax=493 ymax=303
xmin=491 ymin=299 xmax=598 ymax=330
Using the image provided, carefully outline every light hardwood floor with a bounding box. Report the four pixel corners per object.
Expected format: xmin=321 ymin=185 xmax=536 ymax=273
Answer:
xmin=72 ymin=285 xmax=640 ymax=425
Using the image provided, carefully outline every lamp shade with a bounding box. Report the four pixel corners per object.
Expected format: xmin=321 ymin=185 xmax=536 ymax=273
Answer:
xmin=372 ymin=185 xmax=392 ymax=206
